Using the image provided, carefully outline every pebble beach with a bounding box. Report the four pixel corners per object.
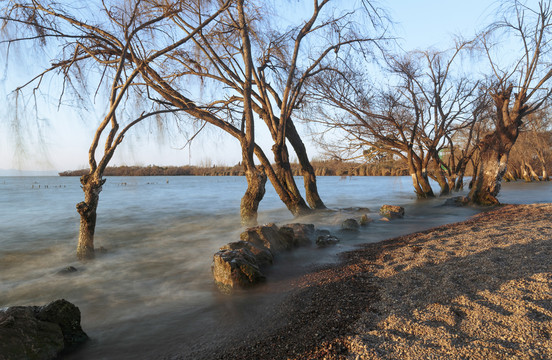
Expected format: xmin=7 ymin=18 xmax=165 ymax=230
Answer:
xmin=208 ymin=203 xmax=552 ymax=359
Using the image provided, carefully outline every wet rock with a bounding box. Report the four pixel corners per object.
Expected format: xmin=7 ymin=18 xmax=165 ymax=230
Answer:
xmin=380 ymin=205 xmax=405 ymax=219
xmin=282 ymin=223 xmax=316 ymax=246
xmin=443 ymin=196 xmax=469 ymax=207
xmin=0 ymin=299 xmax=88 ymax=360
xmin=212 ymin=248 xmax=265 ymax=291
xmin=57 ymin=266 xmax=78 ymax=275
xmin=360 ymin=214 xmax=372 ymax=226
xmin=220 ymin=241 xmax=273 ymax=267
xmin=240 ymin=223 xmax=294 ymax=251
xmin=340 ymin=207 xmax=371 ymax=213
xmin=316 ymin=234 xmax=341 ymax=247
xmin=342 ymin=218 xmax=360 ymax=231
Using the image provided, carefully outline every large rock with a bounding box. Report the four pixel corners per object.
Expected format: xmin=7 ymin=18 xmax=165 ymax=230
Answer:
xmin=380 ymin=205 xmax=405 ymax=219
xmin=212 ymin=248 xmax=265 ymax=291
xmin=220 ymin=241 xmax=273 ymax=267
xmin=0 ymin=299 xmax=88 ymax=360
xmin=281 ymin=223 xmax=316 ymax=246
xmin=240 ymin=223 xmax=294 ymax=251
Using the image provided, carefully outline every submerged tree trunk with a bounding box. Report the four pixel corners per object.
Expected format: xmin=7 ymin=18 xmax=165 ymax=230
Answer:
xmin=434 ymin=168 xmax=451 ymax=196
xmin=469 ymin=129 xmax=518 ymax=204
xmin=240 ymin=163 xmax=267 ymax=226
xmin=76 ymin=174 xmax=105 ymax=260
xmin=469 ymin=85 xmax=523 ymax=205
xmin=272 ymin=143 xmax=312 ymax=215
xmin=237 ymin=0 xmax=266 ymax=226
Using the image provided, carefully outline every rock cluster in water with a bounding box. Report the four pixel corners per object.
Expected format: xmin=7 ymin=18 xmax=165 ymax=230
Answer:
xmin=212 ymin=223 xmax=339 ymax=291
xmin=213 ymin=205 xmax=406 ymax=292
xmin=0 ymin=299 xmax=88 ymax=360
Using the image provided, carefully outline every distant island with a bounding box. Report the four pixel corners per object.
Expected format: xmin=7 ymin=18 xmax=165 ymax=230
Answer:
xmin=59 ymin=159 xmax=411 ymax=177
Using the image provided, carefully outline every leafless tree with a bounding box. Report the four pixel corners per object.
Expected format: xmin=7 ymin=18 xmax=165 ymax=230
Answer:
xmin=134 ymin=0 xmax=388 ymax=217
xmin=308 ymin=42 xmax=482 ymax=198
xmin=1 ymin=0 xmax=231 ymax=259
xmin=469 ymin=0 xmax=552 ymax=204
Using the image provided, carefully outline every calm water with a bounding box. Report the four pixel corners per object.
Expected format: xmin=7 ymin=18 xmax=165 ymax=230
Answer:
xmin=1 ymin=176 xmax=550 ymax=359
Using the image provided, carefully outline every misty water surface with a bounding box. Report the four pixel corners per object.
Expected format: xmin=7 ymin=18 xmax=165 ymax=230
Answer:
xmin=1 ymin=176 xmax=550 ymax=359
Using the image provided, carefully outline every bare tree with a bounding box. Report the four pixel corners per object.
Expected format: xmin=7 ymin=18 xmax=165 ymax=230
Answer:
xmin=133 ymin=0 xmax=387 ymax=218
xmin=469 ymin=0 xmax=552 ymax=204
xmin=308 ymin=42 xmax=482 ymax=198
xmin=1 ymin=0 xmax=230 ymax=259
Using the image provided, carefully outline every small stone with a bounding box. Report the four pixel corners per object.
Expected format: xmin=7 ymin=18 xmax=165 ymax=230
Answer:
xmin=57 ymin=266 xmax=78 ymax=275
xmin=360 ymin=214 xmax=372 ymax=226
xmin=316 ymin=234 xmax=340 ymax=247
xmin=342 ymin=218 xmax=360 ymax=231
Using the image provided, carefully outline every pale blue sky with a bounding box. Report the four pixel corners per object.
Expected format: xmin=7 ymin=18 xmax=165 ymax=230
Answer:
xmin=0 ymin=1 xmax=499 ymax=171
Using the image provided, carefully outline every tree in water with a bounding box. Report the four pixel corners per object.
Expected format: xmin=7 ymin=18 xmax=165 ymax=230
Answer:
xmin=1 ymin=0 xmax=230 ymax=259
xmin=469 ymin=0 xmax=552 ymax=204
xmin=307 ymin=44 xmax=482 ymax=198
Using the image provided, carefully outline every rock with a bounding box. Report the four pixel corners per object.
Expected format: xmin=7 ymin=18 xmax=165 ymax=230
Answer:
xmin=0 ymin=299 xmax=88 ymax=360
xmin=316 ymin=234 xmax=340 ymax=247
xmin=380 ymin=205 xmax=405 ymax=219
xmin=220 ymin=241 xmax=274 ymax=267
xmin=57 ymin=266 xmax=78 ymax=275
xmin=340 ymin=207 xmax=371 ymax=213
xmin=341 ymin=218 xmax=360 ymax=231
xmin=360 ymin=214 xmax=372 ymax=226
xmin=316 ymin=229 xmax=331 ymax=237
xmin=277 ymin=227 xmax=296 ymax=247
xmin=282 ymin=223 xmax=316 ymax=246
xmin=212 ymin=248 xmax=265 ymax=291
xmin=443 ymin=196 xmax=469 ymax=207
xmin=240 ymin=223 xmax=294 ymax=251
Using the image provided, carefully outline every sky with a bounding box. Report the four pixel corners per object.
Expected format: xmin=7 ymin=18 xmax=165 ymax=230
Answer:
xmin=0 ymin=0 xmax=499 ymax=172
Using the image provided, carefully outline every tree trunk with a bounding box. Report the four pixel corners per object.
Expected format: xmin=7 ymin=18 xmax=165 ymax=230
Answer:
xmin=76 ymin=174 xmax=105 ymax=260
xmin=454 ymin=174 xmax=464 ymax=191
xmin=521 ymin=161 xmax=532 ymax=182
xmin=469 ymin=144 xmax=509 ymax=204
xmin=526 ymin=162 xmax=540 ymax=181
xmin=468 ymin=126 xmax=518 ymax=205
xmin=469 ymin=86 xmax=523 ymax=205
xmin=272 ymin=143 xmax=311 ymax=215
xmin=417 ymin=167 xmax=435 ymax=198
xmin=285 ymin=120 xmax=326 ymax=209
xmin=240 ymin=164 xmax=267 ymax=226
xmin=434 ymin=167 xmax=451 ymax=196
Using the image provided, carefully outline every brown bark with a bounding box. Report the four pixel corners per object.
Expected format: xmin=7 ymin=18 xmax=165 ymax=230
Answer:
xmin=76 ymin=174 xmax=105 ymax=260
xmin=285 ymin=119 xmax=326 ymax=209
xmin=237 ymin=0 xmax=267 ymax=226
xmin=272 ymin=143 xmax=311 ymax=215
xmin=240 ymin=162 xmax=267 ymax=226
xmin=469 ymin=85 xmax=523 ymax=205
xmin=469 ymin=129 xmax=518 ymax=205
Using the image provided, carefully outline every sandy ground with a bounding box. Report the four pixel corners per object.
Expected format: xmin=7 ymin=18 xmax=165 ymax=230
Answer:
xmin=206 ymin=203 xmax=552 ymax=359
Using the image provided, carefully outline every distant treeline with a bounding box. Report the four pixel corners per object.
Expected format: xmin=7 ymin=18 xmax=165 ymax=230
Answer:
xmin=58 ymin=159 xmax=414 ymax=177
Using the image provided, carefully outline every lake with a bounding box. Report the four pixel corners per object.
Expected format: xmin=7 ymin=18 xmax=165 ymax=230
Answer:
xmin=1 ymin=176 xmax=550 ymax=359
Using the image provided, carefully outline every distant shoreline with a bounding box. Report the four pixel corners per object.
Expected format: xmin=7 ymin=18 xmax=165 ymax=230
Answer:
xmin=58 ymin=163 xmax=411 ymax=177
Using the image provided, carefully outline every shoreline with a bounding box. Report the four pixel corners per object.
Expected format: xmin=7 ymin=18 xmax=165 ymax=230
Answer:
xmin=204 ymin=203 xmax=552 ymax=359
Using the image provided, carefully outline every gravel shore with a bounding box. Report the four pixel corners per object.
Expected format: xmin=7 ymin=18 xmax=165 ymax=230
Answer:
xmin=210 ymin=203 xmax=552 ymax=359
